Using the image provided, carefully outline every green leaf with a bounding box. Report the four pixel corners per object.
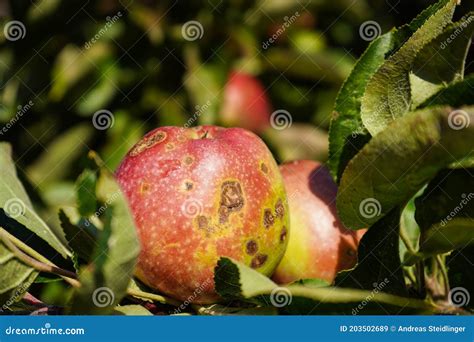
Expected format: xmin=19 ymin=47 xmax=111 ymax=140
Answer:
xmin=0 ymin=241 xmax=38 ymax=303
xmin=76 ymin=169 xmax=97 ymax=217
xmin=420 ymin=74 xmax=474 ymax=108
xmin=415 ymin=169 xmax=474 ymax=256
xmin=328 ymin=33 xmax=393 ymax=182
xmin=337 ymin=106 xmax=474 ymax=230
xmin=113 ymin=305 xmax=153 ymax=316
xmin=336 ymin=208 xmax=408 ymax=296
xmin=0 ymin=143 xmax=71 ymax=258
xmin=68 ymin=154 xmax=139 ymax=314
xmin=58 ymin=209 xmax=97 ymax=262
xmin=214 ymin=257 xmax=432 ymax=314
xmin=410 ymin=15 xmax=474 ymax=108
xmin=361 ymin=0 xmax=458 ymax=135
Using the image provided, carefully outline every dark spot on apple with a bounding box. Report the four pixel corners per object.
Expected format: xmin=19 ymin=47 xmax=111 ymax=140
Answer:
xmin=140 ymin=182 xmax=150 ymax=194
xmin=165 ymin=143 xmax=175 ymax=151
xmin=130 ymin=131 xmax=167 ymax=156
xmin=219 ymin=181 xmax=244 ymax=224
xmin=196 ymin=216 xmax=214 ymax=235
xmin=246 ymin=240 xmax=258 ymax=255
xmin=280 ymin=226 xmax=288 ymax=243
xmin=184 ymin=181 xmax=194 ymax=191
xmin=184 ymin=156 xmax=194 ymax=166
xmin=263 ymin=209 xmax=275 ymax=228
xmin=261 ymin=163 xmax=268 ymax=174
xmin=275 ymin=199 xmax=285 ymax=219
xmin=251 ymin=254 xmax=268 ymax=268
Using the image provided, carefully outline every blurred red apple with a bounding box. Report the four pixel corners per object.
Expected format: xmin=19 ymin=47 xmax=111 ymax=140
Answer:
xmin=220 ymin=71 xmax=271 ymax=134
xmin=116 ymin=126 xmax=289 ymax=303
xmin=272 ymin=160 xmax=365 ymax=284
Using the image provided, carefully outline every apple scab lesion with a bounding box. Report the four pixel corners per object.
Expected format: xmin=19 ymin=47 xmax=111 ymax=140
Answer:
xmin=218 ymin=181 xmax=244 ymax=224
xmin=280 ymin=226 xmax=288 ymax=243
xmin=263 ymin=209 xmax=275 ymax=228
xmin=251 ymin=254 xmax=268 ymax=269
xmin=246 ymin=240 xmax=258 ymax=255
xmin=260 ymin=162 xmax=269 ymax=174
xmin=196 ymin=215 xmax=215 ymax=235
xmin=275 ymin=199 xmax=285 ymax=219
xmin=130 ymin=131 xmax=167 ymax=156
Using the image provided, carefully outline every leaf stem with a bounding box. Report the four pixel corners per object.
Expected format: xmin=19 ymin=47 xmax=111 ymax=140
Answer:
xmin=436 ymin=255 xmax=450 ymax=297
xmin=399 ymin=225 xmax=417 ymax=256
xmin=0 ymin=227 xmax=80 ymax=288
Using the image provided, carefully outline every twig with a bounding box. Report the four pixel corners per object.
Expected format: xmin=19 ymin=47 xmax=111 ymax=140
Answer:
xmin=0 ymin=227 xmax=80 ymax=288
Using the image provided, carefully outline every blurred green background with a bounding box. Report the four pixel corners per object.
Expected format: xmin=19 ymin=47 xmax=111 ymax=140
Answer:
xmin=0 ymin=0 xmax=472 ymax=219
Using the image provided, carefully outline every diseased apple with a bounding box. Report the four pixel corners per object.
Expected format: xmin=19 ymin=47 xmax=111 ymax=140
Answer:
xmin=220 ymin=71 xmax=271 ymax=134
xmin=272 ymin=160 xmax=365 ymax=284
xmin=116 ymin=126 xmax=289 ymax=303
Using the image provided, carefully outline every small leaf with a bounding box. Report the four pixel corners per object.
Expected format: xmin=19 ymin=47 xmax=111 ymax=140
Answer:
xmin=113 ymin=305 xmax=153 ymax=316
xmin=76 ymin=169 xmax=97 ymax=217
xmin=361 ymin=0 xmax=458 ymax=135
xmin=415 ymin=169 xmax=474 ymax=256
xmin=337 ymin=106 xmax=474 ymax=229
xmin=58 ymin=209 xmax=97 ymax=262
xmin=0 ymin=143 xmax=71 ymax=258
xmin=410 ymin=15 xmax=474 ymax=108
xmin=336 ymin=208 xmax=408 ymax=296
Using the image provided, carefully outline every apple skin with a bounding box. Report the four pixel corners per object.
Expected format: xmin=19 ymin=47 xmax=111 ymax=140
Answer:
xmin=220 ymin=71 xmax=272 ymax=134
xmin=272 ymin=160 xmax=365 ymax=284
xmin=116 ymin=126 xmax=289 ymax=303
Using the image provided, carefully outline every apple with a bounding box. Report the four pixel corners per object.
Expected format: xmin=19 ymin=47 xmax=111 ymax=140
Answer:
xmin=116 ymin=126 xmax=289 ymax=303
xmin=272 ymin=160 xmax=365 ymax=284
xmin=220 ymin=71 xmax=272 ymax=134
